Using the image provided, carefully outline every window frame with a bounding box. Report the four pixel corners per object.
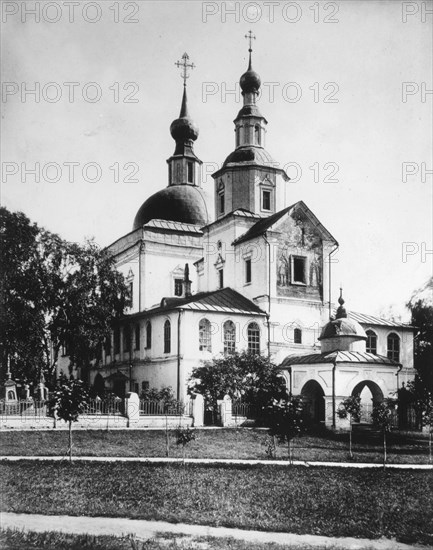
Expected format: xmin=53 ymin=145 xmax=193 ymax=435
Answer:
xmin=199 ymin=318 xmax=212 ymax=352
xmin=145 ymin=321 xmax=152 ymax=349
xmin=187 ymin=160 xmax=194 ymax=184
xmin=291 ymin=255 xmax=307 ymax=285
xmin=244 ymin=258 xmax=252 ymax=284
xmin=247 ymin=322 xmax=260 ymax=354
xmin=174 ymin=278 xmax=183 ymax=297
xmin=223 ymin=320 xmax=236 ymax=355
xmin=164 ymin=319 xmax=171 ymax=354
xmin=262 ymin=189 xmax=271 ymax=211
xmin=387 ymin=332 xmax=400 ymax=362
xmin=218 ymin=268 xmax=224 ymax=289
xmin=294 ymin=328 xmax=302 ymax=344
xmin=366 ymin=329 xmax=378 ymax=354
xmin=134 ymin=324 xmax=140 ymax=351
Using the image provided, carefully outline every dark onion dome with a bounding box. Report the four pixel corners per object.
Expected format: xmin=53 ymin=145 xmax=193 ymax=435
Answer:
xmin=170 ymin=87 xmax=199 ymax=143
xmin=240 ymin=68 xmax=261 ymax=94
xmin=223 ymin=145 xmax=276 ymax=168
xmin=133 ymin=185 xmax=208 ymax=230
xmin=319 ymin=317 xmax=367 ymax=341
xmin=170 ymin=115 xmax=199 ymax=143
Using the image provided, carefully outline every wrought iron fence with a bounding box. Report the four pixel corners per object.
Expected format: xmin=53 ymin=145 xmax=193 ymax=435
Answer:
xmin=83 ymin=398 xmax=123 ymax=416
xmin=232 ymin=400 xmax=260 ymax=419
xmin=139 ymin=400 xmax=190 ymax=416
xmin=0 ymin=399 xmax=49 ymax=418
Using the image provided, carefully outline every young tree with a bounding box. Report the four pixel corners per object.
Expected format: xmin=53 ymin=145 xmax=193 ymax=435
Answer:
xmin=337 ymin=395 xmax=361 ymax=459
xmin=0 ymin=207 xmax=129 ymax=387
xmin=51 ymin=379 xmax=89 ymax=462
xmin=267 ymin=396 xmax=304 ymax=464
xmin=175 ymin=425 xmax=196 ymax=461
xmin=406 ymin=384 xmax=433 ymax=464
xmin=188 ymin=351 xmax=286 ymax=424
xmin=371 ymin=399 xmax=395 ymax=466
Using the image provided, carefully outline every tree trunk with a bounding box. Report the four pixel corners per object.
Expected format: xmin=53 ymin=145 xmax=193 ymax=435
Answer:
xmin=349 ymin=420 xmax=353 ymax=459
xmin=383 ymin=430 xmax=387 ymax=467
xmin=288 ymin=439 xmax=293 ymax=465
xmin=165 ymin=415 xmax=169 ymax=457
xmin=68 ymin=421 xmax=72 ymax=462
xmin=429 ymin=428 xmax=432 ymax=464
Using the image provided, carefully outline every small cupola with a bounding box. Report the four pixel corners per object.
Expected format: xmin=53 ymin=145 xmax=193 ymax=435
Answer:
xmin=319 ymin=290 xmax=367 ymax=353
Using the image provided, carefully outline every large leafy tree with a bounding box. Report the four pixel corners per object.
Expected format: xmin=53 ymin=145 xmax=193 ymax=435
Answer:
xmin=0 ymin=207 xmax=128 ymax=387
xmin=406 ymin=277 xmax=433 ymax=395
xmin=188 ymin=351 xmax=287 ymax=422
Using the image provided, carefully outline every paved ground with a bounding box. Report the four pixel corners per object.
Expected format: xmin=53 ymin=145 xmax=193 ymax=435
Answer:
xmin=1 ymin=512 xmax=429 ymax=550
xmin=1 ymin=455 xmax=432 ymax=469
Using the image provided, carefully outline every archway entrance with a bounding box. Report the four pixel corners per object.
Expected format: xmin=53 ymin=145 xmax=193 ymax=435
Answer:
xmin=352 ymin=381 xmax=384 ymax=423
xmin=93 ymin=373 xmax=105 ymax=397
xmin=301 ymin=380 xmax=325 ymax=424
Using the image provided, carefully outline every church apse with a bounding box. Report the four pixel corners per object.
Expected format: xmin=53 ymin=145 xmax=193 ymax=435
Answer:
xmin=276 ymin=212 xmax=323 ymax=301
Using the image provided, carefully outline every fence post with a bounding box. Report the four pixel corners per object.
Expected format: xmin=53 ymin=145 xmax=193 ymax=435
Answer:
xmin=221 ymin=395 xmax=233 ymax=427
xmin=125 ymin=392 xmax=139 ymax=427
xmin=192 ymin=394 xmax=204 ymax=427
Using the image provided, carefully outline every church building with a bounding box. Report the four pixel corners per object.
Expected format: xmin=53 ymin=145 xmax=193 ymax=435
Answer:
xmin=82 ymin=43 xmax=415 ymax=428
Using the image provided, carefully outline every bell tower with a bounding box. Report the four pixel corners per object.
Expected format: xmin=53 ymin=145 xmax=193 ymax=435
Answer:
xmin=212 ymin=33 xmax=289 ymax=219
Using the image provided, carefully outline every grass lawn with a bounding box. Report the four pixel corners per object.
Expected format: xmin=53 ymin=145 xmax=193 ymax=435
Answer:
xmin=0 ymin=428 xmax=431 ymax=464
xmin=1 ymin=461 xmax=432 ymax=545
xmin=0 ymin=529 xmax=378 ymax=550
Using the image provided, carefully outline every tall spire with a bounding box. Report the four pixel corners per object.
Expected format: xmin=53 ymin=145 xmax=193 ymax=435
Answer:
xmin=240 ymin=32 xmax=261 ymax=96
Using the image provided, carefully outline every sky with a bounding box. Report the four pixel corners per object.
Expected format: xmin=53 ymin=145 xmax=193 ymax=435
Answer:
xmin=1 ymin=0 xmax=432 ymax=319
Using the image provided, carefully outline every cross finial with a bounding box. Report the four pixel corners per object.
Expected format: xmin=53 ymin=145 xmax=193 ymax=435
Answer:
xmin=175 ymin=52 xmax=195 ymax=87
xmin=245 ymin=30 xmax=256 ymax=52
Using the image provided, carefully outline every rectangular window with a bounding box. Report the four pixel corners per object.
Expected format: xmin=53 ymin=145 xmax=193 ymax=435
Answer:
xmin=114 ymin=328 xmax=120 ymax=355
xmin=292 ymin=256 xmax=307 ymax=284
xmin=134 ymin=324 xmax=140 ymax=351
xmin=174 ymin=278 xmax=183 ymax=296
xmin=219 ymin=193 xmax=225 ymax=215
xmin=262 ymin=190 xmax=271 ymax=211
xmin=127 ymin=282 xmax=133 ymax=308
xmin=245 ymin=258 xmax=252 ymax=284
xmin=218 ymin=268 xmax=224 ymax=289
xmin=104 ymin=335 xmax=111 ymax=356
xmin=187 ymin=161 xmax=194 ymax=183
xmin=134 ymin=382 xmax=139 ymax=394
xmin=123 ymin=325 xmax=131 ymax=352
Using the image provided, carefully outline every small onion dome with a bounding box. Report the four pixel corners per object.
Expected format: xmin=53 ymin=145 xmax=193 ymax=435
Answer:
xmin=133 ymin=185 xmax=208 ymax=230
xmin=170 ymin=116 xmax=199 ymax=143
xmin=240 ymin=68 xmax=261 ymax=94
xmin=319 ymin=317 xmax=367 ymax=341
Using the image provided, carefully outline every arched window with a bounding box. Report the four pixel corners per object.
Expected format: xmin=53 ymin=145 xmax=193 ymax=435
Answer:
xmin=366 ymin=330 xmax=377 ymax=354
xmin=199 ymin=318 xmax=212 ymax=352
xmin=387 ymin=332 xmax=400 ymax=362
xmin=294 ymin=328 xmax=302 ymax=344
xmin=146 ymin=322 xmax=152 ymax=349
xmin=235 ymin=126 xmax=240 ymax=147
xmin=223 ymin=320 xmax=236 ymax=355
xmin=255 ymin=124 xmax=261 ymax=145
xmin=247 ymin=322 xmax=260 ymax=354
xmin=164 ymin=320 xmax=171 ymax=354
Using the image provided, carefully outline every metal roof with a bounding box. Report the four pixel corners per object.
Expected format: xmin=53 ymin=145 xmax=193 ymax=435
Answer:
xmin=142 ymin=288 xmax=266 ymax=317
xmin=143 ymin=219 xmax=203 ymax=234
xmin=348 ymin=311 xmax=413 ymax=329
xmin=280 ymin=350 xmax=399 ymax=367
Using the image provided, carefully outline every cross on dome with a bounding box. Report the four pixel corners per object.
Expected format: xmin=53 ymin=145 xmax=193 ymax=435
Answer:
xmin=175 ymin=52 xmax=195 ymax=86
xmin=245 ymin=30 xmax=256 ymax=53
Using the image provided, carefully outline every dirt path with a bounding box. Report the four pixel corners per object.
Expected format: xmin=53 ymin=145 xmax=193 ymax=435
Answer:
xmin=1 ymin=455 xmax=432 ymax=469
xmin=1 ymin=512 xmax=428 ymax=550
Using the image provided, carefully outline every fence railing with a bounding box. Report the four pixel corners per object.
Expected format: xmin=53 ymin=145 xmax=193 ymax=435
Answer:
xmin=232 ymin=400 xmax=260 ymax=419
xmin=0 ymin=399 xmax=49 ymax=418
xmin=84 ymin=398 xmax=123 ymax=416
xmin=139 ymin=400 xmax=191 ymax=416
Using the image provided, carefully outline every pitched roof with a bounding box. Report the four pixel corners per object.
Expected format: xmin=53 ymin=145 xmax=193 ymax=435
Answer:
xmin=143 ymin=219 xmax=203 ymax=234
xmin=134 ymin=288 xmax=266 ymax=317
xmin=280 ymin=350 xmax=400 ymax=367
xmin=232 ymin=201 xmax=337 ymax=246
xmin=348 ymin=311 xmax=413 ymax=329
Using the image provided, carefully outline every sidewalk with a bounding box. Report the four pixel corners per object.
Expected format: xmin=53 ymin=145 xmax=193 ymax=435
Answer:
xmin=1 ymin=512 xmax=429 ymax=550
xmin=1 ymin=455 xmax=432 ymax=469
